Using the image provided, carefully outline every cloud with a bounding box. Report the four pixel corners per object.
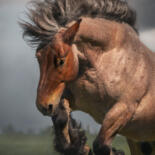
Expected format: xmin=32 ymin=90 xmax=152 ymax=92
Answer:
xmin=140 ymin=29 xmax=155 ymax=51
xmin=128 ymin=0 xmax=155 ymax=30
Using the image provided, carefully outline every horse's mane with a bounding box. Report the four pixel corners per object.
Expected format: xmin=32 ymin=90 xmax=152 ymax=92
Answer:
xmin=20 ymin=0 xmax=137 ymax=48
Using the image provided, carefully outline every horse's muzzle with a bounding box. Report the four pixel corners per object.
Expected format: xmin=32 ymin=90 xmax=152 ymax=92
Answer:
xmin=36 ymin=82 xmax=66 ymax=116
xmin=36 ymin=102 xmax=54 ymax=116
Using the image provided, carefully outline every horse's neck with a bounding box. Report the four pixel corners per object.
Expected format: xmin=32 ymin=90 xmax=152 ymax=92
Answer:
xmin=74 ymin=18 xmax=153 ymax=98
xmin=75 ymin=17 xmax=119 ymax=50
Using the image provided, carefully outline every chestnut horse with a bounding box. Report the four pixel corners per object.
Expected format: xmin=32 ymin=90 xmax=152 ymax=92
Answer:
xmin=21 ymin=0 xmax=155 ymax=154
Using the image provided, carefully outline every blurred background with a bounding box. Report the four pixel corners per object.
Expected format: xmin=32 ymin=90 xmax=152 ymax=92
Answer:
xmin=0 ymin=0 xmax=155 ymax=155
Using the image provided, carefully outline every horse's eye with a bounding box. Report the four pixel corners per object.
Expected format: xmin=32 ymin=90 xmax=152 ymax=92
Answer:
xmin=59 ymin=59 xmax=65 ymax=66
xmin=57 ymin=58 xmax=65 ymax=66
xmin=54 ymin=56 xmax=65 ymax=67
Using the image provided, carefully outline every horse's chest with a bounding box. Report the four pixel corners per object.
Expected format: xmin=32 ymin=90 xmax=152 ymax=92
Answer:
xmin=68 ymin=73 xmax=113 ymax=123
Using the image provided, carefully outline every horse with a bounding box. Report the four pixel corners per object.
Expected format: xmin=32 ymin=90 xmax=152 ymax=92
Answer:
xmin=21 ymin=0 xmax=155 ymax=154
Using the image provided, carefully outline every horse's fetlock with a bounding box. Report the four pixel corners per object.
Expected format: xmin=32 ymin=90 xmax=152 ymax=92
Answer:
xmin=93 ymin=138 xmax=111 ymax=155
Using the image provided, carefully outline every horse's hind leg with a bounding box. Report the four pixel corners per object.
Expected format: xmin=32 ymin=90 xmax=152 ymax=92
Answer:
xmin=127 ymin=139 xmax=155 ymax=155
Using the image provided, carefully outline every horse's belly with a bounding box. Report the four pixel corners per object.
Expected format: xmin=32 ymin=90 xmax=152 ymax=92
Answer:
xmin=74 ymin=95 xmax=106 ymax=123
xmin=120 ymin=92 xmax=155 ymax=141
xmin=69 ymin=78 xmax=108 ymax=123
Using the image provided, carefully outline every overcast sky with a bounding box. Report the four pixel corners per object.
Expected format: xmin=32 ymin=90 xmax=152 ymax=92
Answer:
xmin=128 ymin=0 xmax=155 ymax=30
xmin=0 ymin=0 xmax=155 ymax=133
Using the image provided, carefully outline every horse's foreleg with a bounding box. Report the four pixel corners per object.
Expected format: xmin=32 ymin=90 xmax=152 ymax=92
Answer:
xmin=93 ymin=101 xmax=137 ymax=155
xmin=52 ymin=99 xmax=92 ymax=155
xmin=52 ymin=99 xmax=71 ymax=153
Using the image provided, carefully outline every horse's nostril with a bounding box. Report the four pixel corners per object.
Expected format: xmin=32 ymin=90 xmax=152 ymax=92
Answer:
xmin=38 ymin=105 xmax=48 ymax=115
xmin=48 ymin=104 xmax=53 ymax=111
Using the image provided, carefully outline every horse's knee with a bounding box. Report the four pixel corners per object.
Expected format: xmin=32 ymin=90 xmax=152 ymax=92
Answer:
xmin=52 ymin=100 xmax=69 ymax=130
xmin=52 ymin=109 xmax=68 ymax=130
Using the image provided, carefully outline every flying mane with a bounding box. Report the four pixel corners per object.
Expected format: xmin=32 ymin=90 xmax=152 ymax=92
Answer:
xmin=21 ymin=0 xmax=137 ymax=48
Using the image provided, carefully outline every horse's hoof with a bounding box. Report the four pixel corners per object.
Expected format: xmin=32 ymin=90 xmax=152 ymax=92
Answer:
xmin=112 ymin=147 xmax=125 ymax=155
xmin=93 ymin=139 xmax=110 ymax=155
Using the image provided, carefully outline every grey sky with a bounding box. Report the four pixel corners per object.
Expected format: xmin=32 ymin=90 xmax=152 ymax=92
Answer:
xmin=128 ymin=0 xmax=155 ymax=30
xmin=0 ymin=0 xmax=155 ymax=133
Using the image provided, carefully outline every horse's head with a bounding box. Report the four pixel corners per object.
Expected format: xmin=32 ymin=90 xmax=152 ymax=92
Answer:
xmin=36 ymin=20 xmax=81 ymax=116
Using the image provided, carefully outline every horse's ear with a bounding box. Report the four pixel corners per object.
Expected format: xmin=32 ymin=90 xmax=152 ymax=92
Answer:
xmin=63 ymin=19 xmax=82 ymax=44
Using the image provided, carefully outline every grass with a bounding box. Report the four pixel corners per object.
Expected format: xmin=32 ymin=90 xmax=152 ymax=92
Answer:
xmin=0 ymin=132 xmax=130 ymax=155
xmin=0 ymin=134 xmax=56 ymax=155
xmin=112 ymin=135 xmax=130 ymax=155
